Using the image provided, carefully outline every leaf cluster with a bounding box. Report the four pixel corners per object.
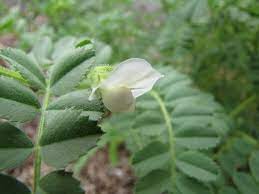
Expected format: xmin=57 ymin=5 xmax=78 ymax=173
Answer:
xmin=0 ymin=37 xmax=104 ymax=193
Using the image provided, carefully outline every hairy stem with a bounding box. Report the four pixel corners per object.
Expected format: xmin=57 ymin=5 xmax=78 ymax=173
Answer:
xmin=230 ymin=95 xmax=257 ymax=118
xmin=150 ymin=91 xmax=176 ymax=187
xmin=214 ymin=131 xmax=259 ymax=160
xmin=33 ymin=81 xmax=50 ymax=194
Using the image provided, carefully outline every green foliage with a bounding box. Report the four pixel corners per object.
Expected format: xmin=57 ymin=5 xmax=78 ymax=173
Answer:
xmin=102 ymin=66 xmax=231 ymax=193
xmin=0 ymin=174 xmax=30 ymax=194
xmin=0 ymin=48 xmax=46 ymax=89
xmin=0 ymin=66 xmax=28 ymax=84
xmin=39 ymin=170 xmax=84 ymax=194
xmin=176 ymin=151 xmax=219 ymax=182
xmin=134 ymin=170 xmax=171 ymax=194
xmin=0 ymin=76 xmax=40 ymax=122
xmin=31 ymin=36 xmax=53 ymax=67
xmin=0 ymin=37 xmax=103 ymax=193
xmin=0 ymin=7 xmax=20 ymax=32
xmin=157 ymin=0 xmax=259 ymax=126
xmin=50 ymin=37 xmax=96 ymax=96
xmin=250 ymin=151 xmax=259 ymax=182
xmin=47 ymin=89 xmax=103 ymax=120
xmin=215 ymin=133 xmax=259 ymax=194
xmin=49 ymin=46 xmax=94 ymax=86
xmin=233 ymin=172 xmax=259 ymax=194
xmin=40 ymin=109 xmax=101 ymax=168
xmin=0 ymin=122 xmax=33 ymax=170
xmin=218 ymin=186 xmax=239 ymax=194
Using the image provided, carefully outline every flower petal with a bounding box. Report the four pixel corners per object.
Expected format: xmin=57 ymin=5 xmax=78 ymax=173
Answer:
xmin=100 ymin=58 xmax=164 ymax=98
xmin=101 ymin=86 xmax=135 ymax=112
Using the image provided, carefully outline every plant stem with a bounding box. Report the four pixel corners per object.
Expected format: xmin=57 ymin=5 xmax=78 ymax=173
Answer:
xmin=150 ymin=91 xmax=176 ymax=186
xmin=214 ymin=131 xmax=259 ymax=160
xmin=236 ymin=131 xmax=259 ymax=146
xmin=109 ymin=139 xmax=119 ymax=166
xmin=33 ymin=81 xmax=50 ymax=194
xmin=230 ymin=95 xmax=257 ymax=118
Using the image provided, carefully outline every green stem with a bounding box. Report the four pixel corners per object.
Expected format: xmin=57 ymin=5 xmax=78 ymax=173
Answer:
xmin=235 ymin=131 xmax=259 ymax=146
xmin=214 ymin=131 xmax=259 ymax=160
xmin=33 ymin=81 xmax=50 ymax=194
xmin=150 ymin=91 xmax=176 ymax=186
xmin=230 ymin=95 xmax=257 ymax=118
xmin=109 ymin=139 xmax=119 ymax=166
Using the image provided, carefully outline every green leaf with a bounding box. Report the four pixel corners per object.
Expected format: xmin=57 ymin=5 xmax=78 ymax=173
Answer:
xmin=39 ymin=170 xmax=84 ymax=194
xmin=176 ymin=151 xmax=219 ymax=182
xmin=175 ymin=174 xmax=212 ymax=194
xmin=50 ymin=59 xmax=95 ymax=96
xmin=75 ymin=38 xmax=92 ymax=48
xmin=40 ymin=109 xmax=102 ymax=168
xmin=31 ymin=36 xmax=53 ymax=66
xmin=135 ymin=170 xmax=172 ymax=194
xmin=95 ymin=42 xmax=112 ymax=64
xmin=0 ymin=76 xmax=40 ymax=122
xmin=133 ymin=111 xmax=165 ymax=136
xmin=50 ymin=47 xmax=95 ymax=87
xmin=217 ymin=137 xmax=256 ymax=177
xmin=47 ymin=91 xmax=97 ymax=111
xmin=233 ymin=172 xmax=259 ymax=194
xmin=181 ymin=0 xmax=210 ymax=24
xmin=0 ymin=174 xmax=31 ymax=194
xmin=0 ymin=48 xmax=46 ymax=89
xmin=51 ymin=36 xmax=76 ymax=61
xmin=132 ymin=141 xmax=171 ymax=178
xmin=0 ymin=7 xmax=19 ymax=31
xmin=175 ymin=125 xmax=220 ymax=150
xmin=0 ymin=66 xmax=28 ymax=84
xmin=218 ymin=186 xmax=239 ymax=194
xmin=47 ymin=89 xmax=103 ymax=120
xmin=250 ymin=151 xmax=259 ymax=182
xmin=0 ymin=122 xmax=33 ymax=170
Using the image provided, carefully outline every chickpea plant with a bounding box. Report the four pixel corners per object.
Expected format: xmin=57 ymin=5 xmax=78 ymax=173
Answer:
xmin=0 ymin=36 xmax=161 ymax=193
xmin=0 ymin=36 xmax=246 ymax=194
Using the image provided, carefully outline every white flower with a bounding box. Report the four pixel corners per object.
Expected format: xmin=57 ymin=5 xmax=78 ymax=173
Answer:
xmin=89 ymin=58 xmax=164 ymax=112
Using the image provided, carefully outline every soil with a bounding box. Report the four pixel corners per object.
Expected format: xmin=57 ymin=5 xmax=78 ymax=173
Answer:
xmin=0 ymin=33 xmax=17 ymax=66
xmin=0 ymin=34 xmax=17 ymax=48
xmin=79 ymin=144 xmax=136 ymax=194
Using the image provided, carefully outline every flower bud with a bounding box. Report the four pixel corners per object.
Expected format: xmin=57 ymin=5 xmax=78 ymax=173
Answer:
xmin=101 ymin=87 xmax=135 ymax=112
